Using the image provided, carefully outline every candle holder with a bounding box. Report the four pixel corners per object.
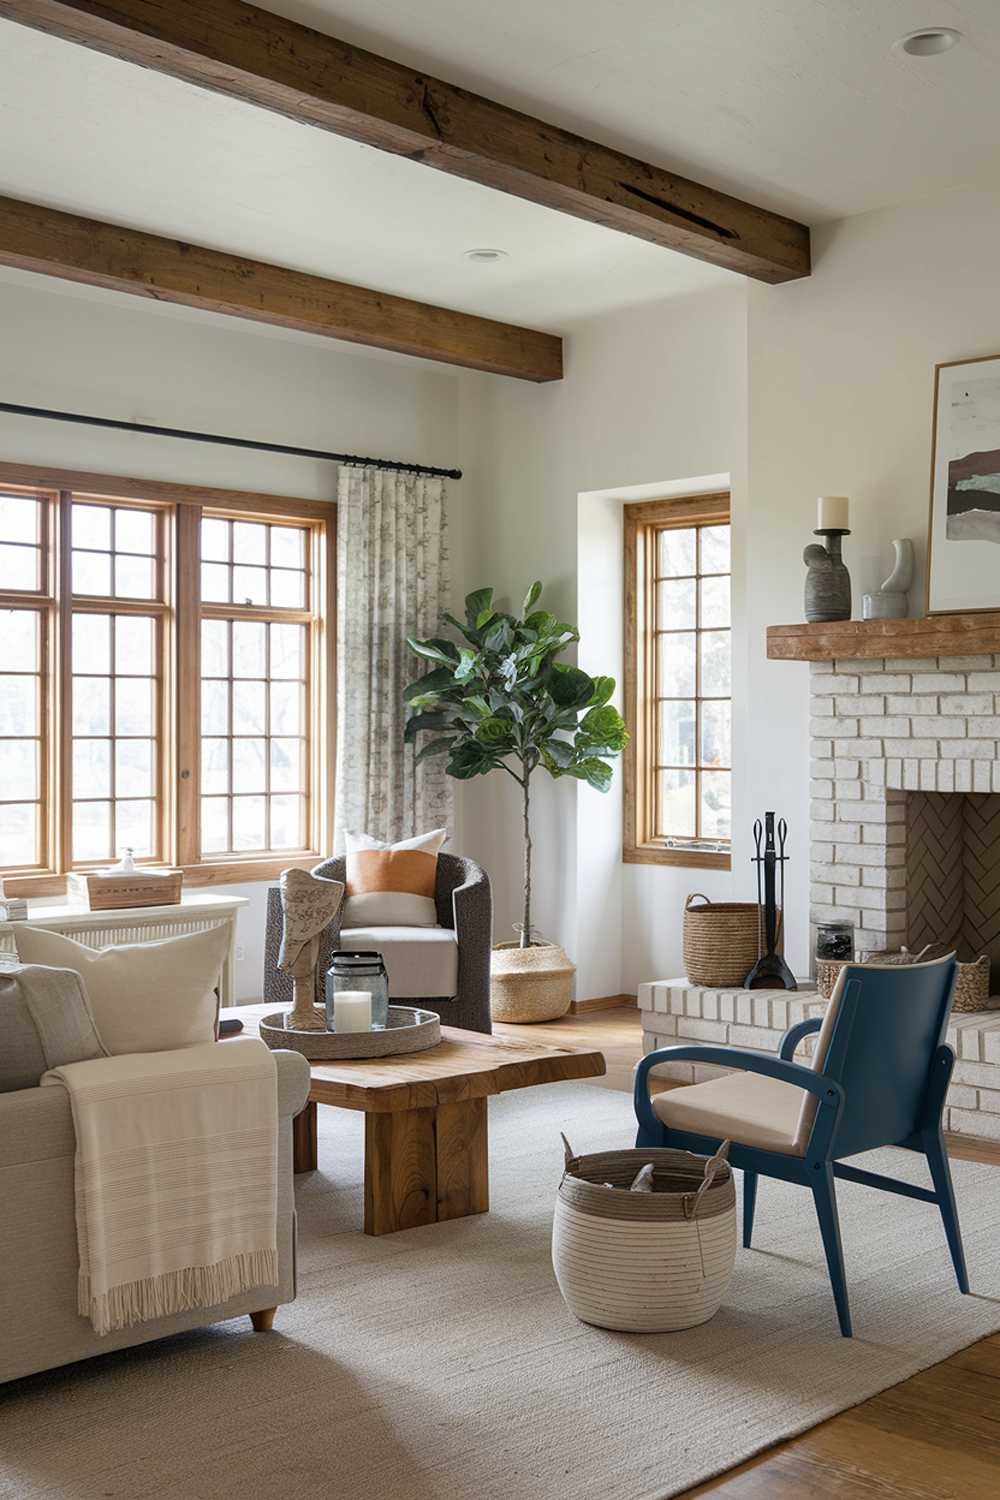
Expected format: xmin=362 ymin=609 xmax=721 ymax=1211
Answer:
xmin=803 ymin=528 xmax=852 ymax=623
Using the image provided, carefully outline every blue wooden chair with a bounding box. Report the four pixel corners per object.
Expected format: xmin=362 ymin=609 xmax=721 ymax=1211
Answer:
xmin=634 ymin=955 xmax=967 ymax=1336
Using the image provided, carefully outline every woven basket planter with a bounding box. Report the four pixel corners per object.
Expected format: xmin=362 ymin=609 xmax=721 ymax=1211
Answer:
xmin=490 ymin=941 xmax=575 ymax=1023
xmin=817 ymin=950 xmax=991 ymax=1012
xmin=553 ymin=1141 xmax=736 ymax=1333
xmin=683 ymin=893 xmax=762 ymax=987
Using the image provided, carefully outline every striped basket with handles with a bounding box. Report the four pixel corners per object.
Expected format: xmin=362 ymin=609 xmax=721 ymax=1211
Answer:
xmin=552 ymin=1137 xmax=736 ymax=1333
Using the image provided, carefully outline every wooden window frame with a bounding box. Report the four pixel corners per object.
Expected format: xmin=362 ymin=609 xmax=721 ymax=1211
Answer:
xmin=0 ymin=462 xmax=335 ymax=896
xmin=623 ymin=492 xmax=732 ymax=871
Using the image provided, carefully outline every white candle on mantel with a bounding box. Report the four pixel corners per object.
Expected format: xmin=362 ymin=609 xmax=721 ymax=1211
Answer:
xmin=817 ymin=495 xmax=850 ymax=531
xmin=333 ymin=990 xmax=372 ymax=1033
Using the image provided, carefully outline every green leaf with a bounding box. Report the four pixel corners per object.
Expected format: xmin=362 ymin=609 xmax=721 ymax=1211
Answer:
xmin=522 ymin=580 xmax=542 ymax=614
xmin=403 ymin=666 xmax=455 ymax=704
xmin=587 ymin=675 xmax=615 ymax=707
xmin=406 ymin=636 xmax=460 ymax=666
xmin=447 ymin=741 xmax=497 ymax=779
xmin=579 ymin=704 xmax=628 ymax=752
xmin=475 ymin=716 xmax=515 ymax=745
xmin=415 ymin=735 xmax=458 ymax=764
xmin=540 ymin=737 xmax=574 ymax=768
xmin=465 ymin=587 xmax=494 ymax=627
xmin=442 ymin=610 xmax=484 ymax=648
xmin=403 ymin=709 xmax=453 ymax=743
xmin=567 ymin=757 xmax=614 ymax=792
xmin=454 ymin=647 xmax=480 ymax=684
xmin=548 ymin=663 xmax=594 ymax=708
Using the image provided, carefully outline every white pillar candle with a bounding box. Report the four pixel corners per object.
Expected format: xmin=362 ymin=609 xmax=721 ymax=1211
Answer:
xmin=817 ymin=495 xmax=849 ymax=531
xmin=333 ymin=990 xmax=372 ymax=1033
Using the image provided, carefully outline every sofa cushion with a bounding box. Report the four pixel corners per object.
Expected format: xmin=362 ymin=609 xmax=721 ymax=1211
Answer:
xmin=339 ymin=925 xmax=458 ymax=999
xmin=0 ymin=964 xmax=106 ymax=1092
xmin=342 ymin=828 xmax=446 ymax=928
xmin=13 ymin=925 xmax=230 ymax=1056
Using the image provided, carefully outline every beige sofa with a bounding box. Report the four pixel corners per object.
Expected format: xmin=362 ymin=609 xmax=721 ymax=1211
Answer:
xmin=0 ymin=1047 xmax=310 ymax=1384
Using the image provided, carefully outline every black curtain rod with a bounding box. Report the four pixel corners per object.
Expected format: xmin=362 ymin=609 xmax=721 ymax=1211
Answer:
xmin=0 ymin=401 xmax=462 ymax=481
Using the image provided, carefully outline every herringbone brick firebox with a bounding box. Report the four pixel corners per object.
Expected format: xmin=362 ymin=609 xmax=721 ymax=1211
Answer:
xmin=907 ymin=791 xmax=1000 ymax=990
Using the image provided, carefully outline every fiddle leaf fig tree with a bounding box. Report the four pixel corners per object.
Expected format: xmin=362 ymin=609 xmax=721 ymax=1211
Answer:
xmin=404 ymin=583 xmax=628 ymax=948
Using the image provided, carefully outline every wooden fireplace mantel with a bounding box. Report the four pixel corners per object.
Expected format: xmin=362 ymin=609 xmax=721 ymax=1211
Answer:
xmin=767 ymin=612 xmax=1000 ymax=662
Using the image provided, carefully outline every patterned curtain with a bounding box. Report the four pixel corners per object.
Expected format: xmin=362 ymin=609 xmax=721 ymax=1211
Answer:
xmin=334 ymin=466 xmax=452 ymax=849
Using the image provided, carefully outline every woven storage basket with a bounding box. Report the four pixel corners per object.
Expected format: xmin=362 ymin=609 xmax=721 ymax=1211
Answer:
xmin=682 ymin=892 xmax=762 ymax=987
xmin=490 ymin=941 xmax=575 ymax=1023
xmin=552 ymin=1140 xmax=736 ymax=1333
xmin=816 ymin=949 xmax=991 ymax=1012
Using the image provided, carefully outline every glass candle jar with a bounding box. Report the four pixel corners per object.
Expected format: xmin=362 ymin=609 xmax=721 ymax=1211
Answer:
xmin=325 ymin=951 xmax=389 ymax=1031
xmin=815 ymin=920 xmax=854 ymax=963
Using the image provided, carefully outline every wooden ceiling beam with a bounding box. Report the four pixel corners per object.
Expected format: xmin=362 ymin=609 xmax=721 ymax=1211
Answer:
xmin=0 ymin=0 xmax=811 ymax=284
xmin=0 ymin=195 xmax=563 ymax=381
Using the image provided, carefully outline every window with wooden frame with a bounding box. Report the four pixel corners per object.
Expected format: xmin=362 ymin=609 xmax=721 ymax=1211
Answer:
xmin=623 ymin=493 xmax=731 ymax=869
xmin=0 ymin=464 xmax=334 ymax=896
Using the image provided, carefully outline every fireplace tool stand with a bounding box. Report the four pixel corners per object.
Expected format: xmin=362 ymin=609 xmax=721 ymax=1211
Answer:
xmin=745 ymin=812 xmax=797 ymax=990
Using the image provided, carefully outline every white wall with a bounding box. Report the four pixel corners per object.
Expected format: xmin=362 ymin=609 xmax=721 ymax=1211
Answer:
xmin=457 ymin=284 xmax=748 ymax=995
xmin=1 ymin=268 xmax=464 ymax=998
xmin=744 ymin=182 xmax=1000 ymax=975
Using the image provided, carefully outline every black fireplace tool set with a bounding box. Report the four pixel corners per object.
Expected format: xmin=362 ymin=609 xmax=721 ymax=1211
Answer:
xmin=746 ymin=811 xmax=797 ymax=991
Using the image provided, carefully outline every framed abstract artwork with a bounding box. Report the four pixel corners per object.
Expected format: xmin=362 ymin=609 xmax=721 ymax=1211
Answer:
xmin=928 ymin=354 xmax=1000 ymax=613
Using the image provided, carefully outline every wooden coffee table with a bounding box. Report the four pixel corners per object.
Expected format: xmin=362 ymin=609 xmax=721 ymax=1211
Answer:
xmin=229 ymin=1006 xmax=605 ymax=1236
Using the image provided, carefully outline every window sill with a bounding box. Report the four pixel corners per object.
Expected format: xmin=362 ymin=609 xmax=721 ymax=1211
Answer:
xmin=622 ymin=843 xmax=731 ymax=871
xmin=1 ymin=854 xmax=323 ymax=900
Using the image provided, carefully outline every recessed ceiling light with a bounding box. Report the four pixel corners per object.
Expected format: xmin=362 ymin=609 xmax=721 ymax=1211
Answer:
xmin=893 ymin=27 xmax=962 ymax=57
xmin=463 ymin=247 xmax=508 ymax=263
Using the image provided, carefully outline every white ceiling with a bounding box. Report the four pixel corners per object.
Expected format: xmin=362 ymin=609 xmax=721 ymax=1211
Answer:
xmin=1 ymin=1 xmax=1000 ymax=334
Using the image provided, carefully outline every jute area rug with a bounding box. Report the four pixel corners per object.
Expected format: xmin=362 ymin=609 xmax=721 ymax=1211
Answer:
xmin=3 ymin=1082 xmax=1000 ymax=1500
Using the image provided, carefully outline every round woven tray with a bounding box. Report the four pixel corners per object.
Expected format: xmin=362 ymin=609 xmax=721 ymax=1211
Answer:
xmin=258 ymin=1005 xmax=441 ymax=1060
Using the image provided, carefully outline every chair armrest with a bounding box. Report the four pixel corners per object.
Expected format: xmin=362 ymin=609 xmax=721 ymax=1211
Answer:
xmin=272 ymin=1049 xmax=311 ymax=1120
xmin=779 ymin=1016 xmax=823 ymax=1060
xmin=633 ymin=1044 xmax=844 ymax=1144
xmin=451 ymin=867 xmax=492 ymax=941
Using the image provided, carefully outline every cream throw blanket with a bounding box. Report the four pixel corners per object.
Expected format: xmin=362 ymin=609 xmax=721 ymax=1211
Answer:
xmin=42 ymin=1038 xmax=279 ymax=1336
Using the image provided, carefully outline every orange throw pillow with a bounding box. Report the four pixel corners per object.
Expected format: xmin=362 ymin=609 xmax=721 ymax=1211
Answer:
xmin=342 ymin=828 xmax=446 ymax=928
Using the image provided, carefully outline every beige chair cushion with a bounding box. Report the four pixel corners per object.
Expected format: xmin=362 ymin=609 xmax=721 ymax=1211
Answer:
xmin=339 ymin=925 xmax=458 ymax=999
xmin=652 ymin=1070 xmax=811 ymax=1155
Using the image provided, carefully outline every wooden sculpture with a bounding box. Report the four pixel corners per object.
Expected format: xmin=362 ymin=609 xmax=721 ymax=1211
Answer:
xmin=277 ymin=867 xmax=344 ymax=1031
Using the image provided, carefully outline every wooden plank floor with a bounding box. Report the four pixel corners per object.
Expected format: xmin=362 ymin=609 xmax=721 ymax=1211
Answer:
xmin=496 ymin=1005 xmax=1000 ymax=1499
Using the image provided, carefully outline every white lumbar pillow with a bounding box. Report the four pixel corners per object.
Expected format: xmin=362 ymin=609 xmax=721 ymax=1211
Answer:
xmin=12 ymin=925 xmax=231 ymax=1056
xmin=342 ymin=827 xmax=446 ymax=929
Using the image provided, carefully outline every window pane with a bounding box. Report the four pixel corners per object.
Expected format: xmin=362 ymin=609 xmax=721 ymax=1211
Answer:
xmin=201 ymin=562 xmax=230 ymax=603
xmin=657 ymin=528 xmax=696 ymax=577
xmin=0 ymin=543 xmax=39 ymax=591
xmin=232 ymin=565 xmax=267 ymax=606
xmin=269 ymin=569 xmax=305 ymax=609
xmin=656 ymin=579 xmax=695 ymax=631
xmin=0 ymin=494 xmax=38 ymax=544
xmin=700 ymin=575 xmax=731 ymax=629
xmin=270 ymin=623 xmax=304 ymax=679
xmin=201 ymin=518 xmax=229 ymax=562
xmin=233 ymin=522 xmax=266 ymax=565
xmin=0 ymin=802 xmax=37 ymax=866
xmin=115 ymin=615 xmax=154 ymax=675
xmin=701 ymin=770 xmax=731 ymax=839
xmin=701 ymin=700 xmax=731 ymax=769
xmin=270 ymin=680 xmax=302 ymax=736
xmin=201 ymin=796 xmax=229 ymax=853
xmin=0 ymin=739 xmax=37 ymax=800
xmin=4 ymin=609 xmax=38 ymax=671
xmin=114 ymin=554 xmax=155 ymax=599
xmin=201 ymin=619 xmax=229 ymax=677
xmin=73 ymin=504 xmax=111 ymax=551
xmin=656 ymin=633 xmax=695 ymax=697
xmin=270 ymin=527 xmax=304 ymax=569
xmin=73 ymin=551 xmax=112 ymax=595
xmin=201 ymin=679 xmax=229 ymax=736
xmin=201 ymin=738 xmax=229 ymax=795
xmin=233 ymin=680 xmax=266 ymax=735
xmin=73 ymin=739 xmax=111 ymax=800
xmin=114 ymin=509 xmax=155 ymax=555
xmin=116 ymin=739 xmax=154 ymax=797
xmin=232 ymin=794 xmax=266 ymax=851
xmin=270 ymin=794 xmax=303 ymax=849
xmin=233 ymin=737 xmax=266 ymax=794
xmin=116 ymin=677 xmax=154 ymax=736
xmin=700 ymin=525 xmax=730 ymax=574
xmin=233 ymin=621 xmax=266 ymax=678
xmin=0 ymin=675 xmax=38 ymax=736
xmin=657 ymin=768 xmax=695 ymax=838
xmin=74 ymin=613 xmax=111 ymax=674
xmin=73 ymin=800 xmax=111 ymax=861
xmin=700 ymin=631 xmax=731 ymax=697
xmin=270 ymin=737 xmax=303 ymax=792
xmin=116 ymin=798 xmax=154 ymax=856
xmin=657 ymin=701 xmax=695 ymax=767
xmin=72 ymin=677 xmax=110 ymax=737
